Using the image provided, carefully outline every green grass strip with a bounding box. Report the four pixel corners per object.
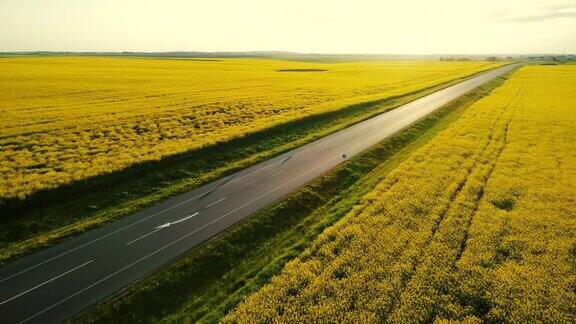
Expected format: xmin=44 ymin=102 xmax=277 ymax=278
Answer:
xmin=75 ymin=70 xmax=516 ymax=323
xmin=0 ymin=68 xmax=505 ymax=264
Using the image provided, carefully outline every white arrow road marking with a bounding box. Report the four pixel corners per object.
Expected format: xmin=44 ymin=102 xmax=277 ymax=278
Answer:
xmin=24 ymin=155 xmax=344 ymax=323
xmin=156 ymin=212 xmax=200 ymax=229
xmin=126 ymin=212 xmax=200 ymax=245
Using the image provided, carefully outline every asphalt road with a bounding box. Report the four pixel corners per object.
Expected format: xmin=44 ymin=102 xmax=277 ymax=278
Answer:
xmin=0 ymin=64 xmax=517 ymax=323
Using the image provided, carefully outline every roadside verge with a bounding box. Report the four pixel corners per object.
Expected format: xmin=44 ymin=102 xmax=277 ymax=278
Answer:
xmin=75 ymin=67 xmax=518 ymax=323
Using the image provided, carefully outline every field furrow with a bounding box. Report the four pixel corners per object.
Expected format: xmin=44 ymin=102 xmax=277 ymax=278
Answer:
xmin=225 ymin=65 xmax=576 ymax=322
xmin=387 ymin=77 xmax=526 ymax=322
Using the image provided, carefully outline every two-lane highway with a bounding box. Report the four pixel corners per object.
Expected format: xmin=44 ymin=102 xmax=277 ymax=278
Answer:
xmin=0 ymin=64 xmax=518 ymax=323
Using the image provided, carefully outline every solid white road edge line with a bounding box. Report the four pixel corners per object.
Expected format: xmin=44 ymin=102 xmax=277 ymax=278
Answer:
xmin=0 ymin=193 xmax=209 ymax=283
xmin=204 ymin=197 xmax=227 ymax=209
xmin=127 ymin=212 xmax=201 ymax=245
xmin=304 ymin=153 xmax=319 ymax=161
xmin=269 ymin=170 xmax=285 ymax=178
xmin=24 ymin=155 xmax=341 ymax=323
xmin=126 ymin=228 xmax=163 ymax=246
xmin=227 ymin=160 xmax=283 ymax=184
xmin=5 ymin=65 xmax=468 ymax=283
xmin=12 ymin=65 xmax=516 ymax=321
xmin=0 ymin=260 xmax=93 ymax=307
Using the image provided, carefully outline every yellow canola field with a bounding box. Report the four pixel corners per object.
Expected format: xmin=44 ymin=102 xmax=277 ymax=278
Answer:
xmin=226 ymin=65 xmax=576 ymax=322
xmin=0 ymin=57 xmax=501 ymax=201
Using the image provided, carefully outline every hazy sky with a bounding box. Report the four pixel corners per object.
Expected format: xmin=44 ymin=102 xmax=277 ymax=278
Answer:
xmin=1 ymin=0 xmax=575 ymax=54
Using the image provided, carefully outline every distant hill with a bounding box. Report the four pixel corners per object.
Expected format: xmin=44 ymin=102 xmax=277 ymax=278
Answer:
xmin=0 ymin=50 xmax=513 ymax=62
xmin=1 ymin=51 xmax=573 ymax=63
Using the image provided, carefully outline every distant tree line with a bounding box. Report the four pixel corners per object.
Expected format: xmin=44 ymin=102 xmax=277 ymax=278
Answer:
xmin=438 ymin=56 xmax=507 ymax=62
xmin=439 ymin=57 xmax=472 ymax=61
